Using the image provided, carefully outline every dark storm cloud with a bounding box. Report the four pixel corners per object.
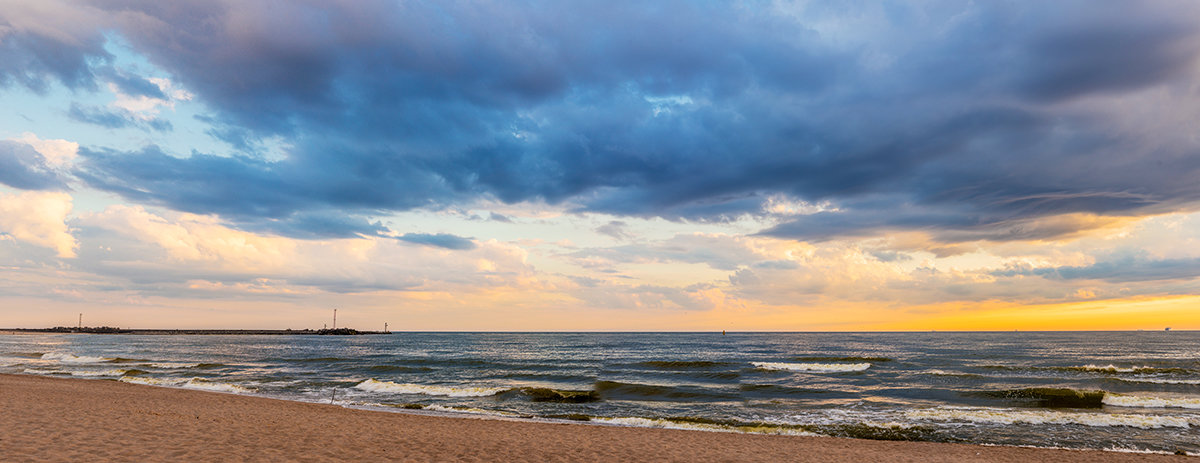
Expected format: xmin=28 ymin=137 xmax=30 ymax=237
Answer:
xmin=0 ymin=141 xmax=68 ymax=190
xmin=10 ymin=1 xmax=1200 ymax=240
xmin=396 ymin=233 xmax=477 ymax=251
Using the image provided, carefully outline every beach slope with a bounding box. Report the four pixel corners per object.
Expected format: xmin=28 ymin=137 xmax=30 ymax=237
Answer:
xmin=0 ymin=374 xmax=1185 ymax=462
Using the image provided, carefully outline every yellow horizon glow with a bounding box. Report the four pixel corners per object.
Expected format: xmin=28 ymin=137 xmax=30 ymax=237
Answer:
xmin=867 ymin=295 xmax=1200 ymax=332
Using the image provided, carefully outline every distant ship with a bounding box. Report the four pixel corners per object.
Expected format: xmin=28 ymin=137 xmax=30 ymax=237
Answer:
xmin=1165 ymin=327 xmax=1171 ymax=331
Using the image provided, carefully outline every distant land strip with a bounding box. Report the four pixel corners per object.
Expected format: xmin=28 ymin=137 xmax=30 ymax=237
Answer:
xmin=0 ymin=328 xmax=389 ymax=335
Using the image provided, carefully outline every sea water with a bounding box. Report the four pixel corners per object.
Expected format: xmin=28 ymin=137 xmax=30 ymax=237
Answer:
xmin=2 ymin=331 xmax=1197 ymax=454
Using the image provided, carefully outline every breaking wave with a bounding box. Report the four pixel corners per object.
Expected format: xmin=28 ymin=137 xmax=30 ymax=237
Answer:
xmin=592 ymin=416 xmax=819 ymax=436
xmin=148 ymin=362 xmax=202 ymax=369
xmin=355 ymin=379 xmax=508 ymax=397
xmin=983 ymin=364 xmax=1193 ymax=375
xmin=1103 ymin=394 xmax=1200 ymax=410
xmin=976 ymin=388 xmax=1106 ymax=408
xmin=907 ymin=406 xmax=1196 ymax=429
xmin=1115 ymin=377 xmax=1200 ymax=385
xmin=119 ymin=376 xmax=254 ymax=393
xmin=791 ymin=356 xmax=892 ymax=363
xmin=752 ymin=362 xmax=870 ymax=373
xmin=41 ymin=352 xmax=112 ymax=364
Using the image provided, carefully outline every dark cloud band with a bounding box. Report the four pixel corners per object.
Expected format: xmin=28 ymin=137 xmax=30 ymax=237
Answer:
xmin=8 ymin=1 xmax=1200 ymax=241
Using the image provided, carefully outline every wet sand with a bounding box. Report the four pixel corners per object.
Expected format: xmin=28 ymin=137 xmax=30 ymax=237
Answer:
xmin=0 ymin=374 xmax=1187 ymax=462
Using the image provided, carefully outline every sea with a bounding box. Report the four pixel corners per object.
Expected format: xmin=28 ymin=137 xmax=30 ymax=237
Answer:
xmin=2 ymin=331 xmax=1198 ymax=455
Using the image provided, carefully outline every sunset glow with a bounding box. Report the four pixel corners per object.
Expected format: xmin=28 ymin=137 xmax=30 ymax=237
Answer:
xmin=2 ymin=1 xmax=1199 ymax=330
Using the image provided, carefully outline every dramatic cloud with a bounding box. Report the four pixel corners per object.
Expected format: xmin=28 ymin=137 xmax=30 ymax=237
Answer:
xmin=0 ymin=0 xmax=1182 ymax=241
xmin=2 ymin=0 xmax=1200 ymax=330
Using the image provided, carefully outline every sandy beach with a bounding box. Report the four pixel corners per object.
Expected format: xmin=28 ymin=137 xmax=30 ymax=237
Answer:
xmin=0 ymin=374 xmax=1188 ymax=462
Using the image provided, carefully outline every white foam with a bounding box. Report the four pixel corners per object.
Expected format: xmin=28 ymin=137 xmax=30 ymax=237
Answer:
xmin=1117 ymin=377 xmax=1200 ymax=385
xmin=1079 ymin=364 xmax=1139 ymax=373
xmin=149 ymin=362 xmax=201 ymax=369
xmin=70 ymin=369 xmax=131 ymax=377
xmin=23 ymin=368 xmax=67 ymax=375
xmin=42 ymin=352 xmax=111 ymax=364
xmin=423 ymin=404 xmax=521 ymax=417
xmin=1104 ymin=394 xmax=1200 ymax=409
xmin=1074 ymin=364 xmax=1172 ymax=373
xmin=906 ymin=406 xmax=1195 ymax=429
xmin=752 ymin=362 xmax=870 ymax=373
xmin=922 ymin=369 xmax=981 ymax=377
xmin=355 ymin=379 xmax=508 ymax=397
xmin=593 ymin=417 xmax=819 ymax=436
xmin=181 ymin=378 xmax=254 ymax=394
xmin=120 ymin=376 xmax=185 ymax=387
xmin=119 ymin=376 xmax=253 ymax=393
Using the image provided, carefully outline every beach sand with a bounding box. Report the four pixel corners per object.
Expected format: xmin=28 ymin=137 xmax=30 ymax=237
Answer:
xmin=0 ymin=374 xmax=1187 ymax=462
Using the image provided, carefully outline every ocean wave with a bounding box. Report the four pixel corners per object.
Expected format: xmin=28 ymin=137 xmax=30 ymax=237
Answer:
xmin=977 ymin=388 xmax=1105 ymax=408
xmin=1103 ymin=394 xmax=1200 ymax=409
xmin=513 ymin=387 xmax=601 ymax=403
xmin=791 ymin=356 xmax=892 ymax=363
xmin=23 ymin=368 xmax=69 ymax=375
xmin=42 ymin=352 xmax=112 ymax=364
xmin=983 ymin=364 xmax=1193 ymax=375
xmin=121 ymin=376 xmax=186 ymax=386
xmin=73 ymin=369 xmax=138 ymax=377
xmin=107 ymin=357 xmax=152 ymax=364
xmin=592 ymin=416 xmax=819 ymax=436
xmin=366 ymin=365 xmax=434 ymax=373
xmin=0 ymin=357 xmax=31 ymax=367
xmin=593 ymin=380 xmax=737 ymax=401
xmin=119 ymin=376 xmax=254 ymax=393
xmin=591 ymin=415 xmax=927 ymax=440
xmin=923 ymin=369 xmax=983 ymax=378
xmin=5 ymin=351 xmax=45 ymax=358
xmin=20 ymin=367 xmax=139 ymax=377
xmin=148 ymin=362 xmax=202 ymax=369
xmin=423 ymin=404 xmax=522 ymax=417
xmin=354 ymin=379 xmax=507 ymax=397
xmin=738 ymin=383 xmax=830 ymax=395
xmin=1116 ymin=377 xmax=1200 ymax=385
xmin=1073 ymin=364 xmax=1190 ymax=374
xmin=181 ymin=378 xmax=256 ymax=394
xmin=637 ymin=360 xmax=732 ymax=370
xmin=752 ymin=362 xmax=870 ymax=373
xmin=907 ymin=406 xmax=1196 ymax=429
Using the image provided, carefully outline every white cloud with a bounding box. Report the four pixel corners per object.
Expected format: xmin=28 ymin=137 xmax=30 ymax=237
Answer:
xmin=0 ymin=191 xmax=77 ymax=258
xmin=78 ymin=205 xmax=537 ymax=294
xmin=108 ymin=76 xmax=193 ymax=116
xmin=10 ymin=132 xmax=78 ymax=168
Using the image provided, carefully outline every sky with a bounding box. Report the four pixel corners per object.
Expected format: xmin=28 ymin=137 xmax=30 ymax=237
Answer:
xmin=2 ymin=0 xmax=1200 ymax=331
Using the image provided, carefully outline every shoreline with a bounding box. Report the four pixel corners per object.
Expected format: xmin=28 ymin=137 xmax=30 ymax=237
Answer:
xmin=0 ymin=373 xmax=1188 ymax=462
